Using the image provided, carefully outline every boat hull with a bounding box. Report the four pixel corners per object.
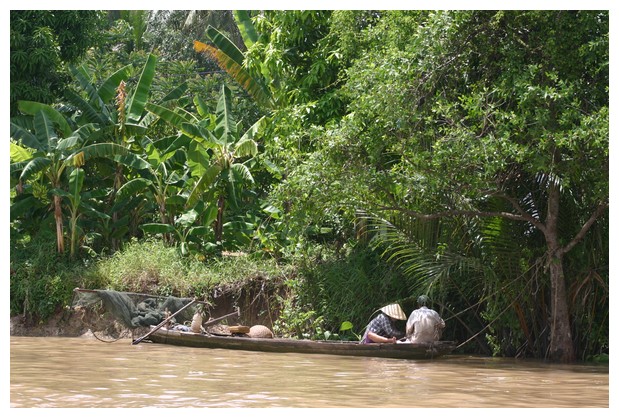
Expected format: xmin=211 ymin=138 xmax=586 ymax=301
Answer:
xmin=145 ymin=327 xmax=455 ymax=360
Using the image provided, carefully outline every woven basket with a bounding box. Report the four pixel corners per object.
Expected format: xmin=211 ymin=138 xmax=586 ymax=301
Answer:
xmin=248 ymin=325 xmax=274 ymax=339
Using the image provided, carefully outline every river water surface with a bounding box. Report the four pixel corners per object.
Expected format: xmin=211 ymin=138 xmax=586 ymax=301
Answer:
xmin=10 ymin=336 xmax=609 ymax=409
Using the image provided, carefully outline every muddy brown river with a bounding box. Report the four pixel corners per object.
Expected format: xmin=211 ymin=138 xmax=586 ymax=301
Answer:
xmin=10 ymin=336 xmax=609 ymax=408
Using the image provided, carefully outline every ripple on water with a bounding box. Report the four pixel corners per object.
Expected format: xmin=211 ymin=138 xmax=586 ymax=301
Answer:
xmin=10 ymin=337 xmax=609 ymax=408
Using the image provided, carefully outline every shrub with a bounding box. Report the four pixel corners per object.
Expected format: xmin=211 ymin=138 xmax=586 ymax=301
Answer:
xmin=10 ymin=230 xmax=100 ymax=321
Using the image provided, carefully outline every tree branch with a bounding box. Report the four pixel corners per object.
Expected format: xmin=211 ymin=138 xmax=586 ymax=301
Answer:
xmin=375 ymin=205 xmax=533 ymax=223
xmin=499 ymin=194 xmax=547 ymax=233
xmin=375 ymin=187 xmax=550 ymax=233
xmin=559 ymin=201 xmax=609 ymax=256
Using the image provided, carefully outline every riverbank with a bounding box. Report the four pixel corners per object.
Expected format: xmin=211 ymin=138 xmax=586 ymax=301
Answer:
xmin=10 ymin=275 xmax=286 ymax=339
xmin=10 ymin=312 xmax=94 ymax=338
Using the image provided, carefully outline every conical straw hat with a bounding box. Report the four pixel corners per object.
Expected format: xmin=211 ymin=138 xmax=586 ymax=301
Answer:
xmin=380 ymin=303 xmax=406 ymax=320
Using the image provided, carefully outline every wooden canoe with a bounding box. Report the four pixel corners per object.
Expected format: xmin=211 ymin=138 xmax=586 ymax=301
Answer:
xmin=143 ymin=327 xmax=456 ymax=360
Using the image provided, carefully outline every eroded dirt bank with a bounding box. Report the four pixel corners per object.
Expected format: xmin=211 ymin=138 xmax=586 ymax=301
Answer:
xmin=11 ymin=276 xmax=288 ymax=338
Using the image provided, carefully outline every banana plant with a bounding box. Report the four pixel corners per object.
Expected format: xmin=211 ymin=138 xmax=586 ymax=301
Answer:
xmin=148 ymin=84 xmax=264 ymax=243
xmin=54 ymin=167 xmax=111 ymax=259
xmin=185 ymin=85 xmax=262 ymax=242
xmin=53 ymin=166 xmax=115 ymax=259
xmin=65 ymin=53 xmax=157 ymax=133
xmin=65 ymin=168 xmax=85 ymax=259
xmin=64 ymin=54 xmax=168 ymax=249
xmin=10 ymin=102 xmax=96 ymax=253
xmin=115 ymin=133 xmax=191 ymax=243
xmin=64 ymin=54 xmax=159 ymax=174
xmin=193 ymin=14 xmax=273 ymax=109
xmin=10 ymin=101 xmax=148 ymax=254
xmin=141 ymin=203 xmax=219 ymax=256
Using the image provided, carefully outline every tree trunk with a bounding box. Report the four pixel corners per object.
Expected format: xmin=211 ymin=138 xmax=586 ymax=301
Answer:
xmin=158 ymin=195 xmax=172 ymax=244
xmin=214 ymin=194 xmax=225 ymax=242
xmin=53 ymin=194 xmax=64 ymax=253
xmin=110 ymin=163 xmax=124 ymax=251
xmin=544 ymin=178 xmax=575 ymax=362
xmin=70 ymin=216 xmax=78 ymax=259
xmin=547 ymin=254 xmax=575 ymax=362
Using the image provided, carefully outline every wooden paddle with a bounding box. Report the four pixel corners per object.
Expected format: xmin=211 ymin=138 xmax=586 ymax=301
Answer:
xmin=132 ymin=298 xmax=197 ymax=345
xmin=202 ymin=308 xmax=240 ymax=328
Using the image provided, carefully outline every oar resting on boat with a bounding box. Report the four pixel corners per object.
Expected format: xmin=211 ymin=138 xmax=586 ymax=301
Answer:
xmin=132 ymin=298 xmax=197 ymax=345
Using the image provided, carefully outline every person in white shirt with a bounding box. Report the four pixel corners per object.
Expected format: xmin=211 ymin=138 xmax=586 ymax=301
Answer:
xmin=405 ymin=295 xmax=445 ymax=343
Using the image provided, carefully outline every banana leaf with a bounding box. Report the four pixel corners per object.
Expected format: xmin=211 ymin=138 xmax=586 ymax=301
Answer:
xmin=117 ymin=178 xmax=153 ymax=200
xmin=98 ymin=64 xmax=133 ymax=103
xmin=233 ymin=11 xmax=258 ymax=48
xmin=10 ymin=196 xmax=41 ymax=221
xmin=215 ymin=84 xmax=237 ymax=142
xmin=69 ymin=168 xmax=85 ymax=207
xmin=141 ymin=223 xmax=177 ymax=234
xmin=64 ymin=89 xmax=110 ymax=126
xmin=69 ymin=143 xmax=149 ymax=170
xmin=127 ymin=53 xmax=157 ymax=123
xmin=10 ymin=122 xmax=41 ymax=150
xmin=146 ymin=102 xmax=193 ymax=126
xmin=69 ymin=65 xmax=101 ymax=106
xmin=194 ymin=40 xmax=271 ymax=108
xmin=205 ymin=26 xmax=245 ymax=66
xmin=19 ymin=157 xmax=51 ymax=182
xmin=33 ymin=111 xmax=59 ymax=148
xmin=160 ymin=81 xmax=188 ymax=103
xmin=186 ymin=163 xmax=223 ymax=208
xmin=18 ymin=101 xmax=72 ymax=138
xmin=9 ymin=142 xmax=32 ymax=163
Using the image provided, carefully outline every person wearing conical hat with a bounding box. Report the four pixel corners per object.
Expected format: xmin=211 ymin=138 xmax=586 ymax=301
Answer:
xmin=405 ymin=295 xmax=445 ymax=343
xmin=360 ymin=303 xmax=406 ymax=344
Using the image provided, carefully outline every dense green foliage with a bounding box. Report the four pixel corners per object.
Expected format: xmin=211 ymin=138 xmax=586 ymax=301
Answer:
xmin=10 ymin=11 xmax=106 ymax=116
xmin=9 ymin=10 xmax=607 ymax=362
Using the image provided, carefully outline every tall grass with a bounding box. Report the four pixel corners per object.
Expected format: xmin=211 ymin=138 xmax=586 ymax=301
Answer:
xmin=11 ymin=236 xmax=295 ymax=321
xmin=88 ymin=239 xmax=294 ymax=297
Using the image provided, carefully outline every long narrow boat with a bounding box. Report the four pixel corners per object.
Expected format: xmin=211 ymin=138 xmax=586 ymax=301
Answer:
xmin=144 ymin=327 xmax=456 ymax=360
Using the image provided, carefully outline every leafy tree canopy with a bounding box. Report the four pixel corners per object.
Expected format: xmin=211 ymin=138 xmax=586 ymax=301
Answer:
xmin=10 ymin=10 xmax=106 ymax=116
